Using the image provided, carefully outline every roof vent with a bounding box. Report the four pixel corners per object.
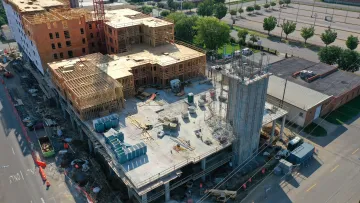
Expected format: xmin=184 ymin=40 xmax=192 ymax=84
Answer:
xmin=20 ymin=1 xmax=24 ymax=3
xmin=163 ymin=52 xmax=169 ymax=56
xmin=28 ymin=0 xmax=33 ymax=5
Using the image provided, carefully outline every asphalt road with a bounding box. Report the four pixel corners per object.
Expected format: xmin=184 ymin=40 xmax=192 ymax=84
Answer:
xmin=0 ymin=76 xmax=79 ymax=203
xmin=241 ymin=116 xmax=360 ymax=203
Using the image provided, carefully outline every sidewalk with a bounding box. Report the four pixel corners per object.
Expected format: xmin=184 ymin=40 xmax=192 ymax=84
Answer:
xmin=230 ymin=30 xmax=320 ymax=62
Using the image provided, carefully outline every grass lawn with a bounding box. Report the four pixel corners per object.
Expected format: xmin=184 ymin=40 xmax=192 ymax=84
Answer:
xmin=232 ymin=26 xmax=268 ymax=38
xmin=303 ymin=122 xmax=327 ymax=137
xmin=217 ymin=43 xmax=260 ymax=55
xmin=323 ymin=96 xmax=360 ymax=125
xmin=226 ymin=0 xmax=255 ymax=5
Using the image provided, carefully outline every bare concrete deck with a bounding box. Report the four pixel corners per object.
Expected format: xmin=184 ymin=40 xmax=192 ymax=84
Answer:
xmin=85 ymin=78 xmax=287 ymax=193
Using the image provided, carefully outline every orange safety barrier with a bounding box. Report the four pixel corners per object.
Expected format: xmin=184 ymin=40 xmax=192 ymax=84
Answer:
xmin=36 ymin=160 xmax=47 ymax=168
xmin=39 ymin=167 xmax=47 ymax=181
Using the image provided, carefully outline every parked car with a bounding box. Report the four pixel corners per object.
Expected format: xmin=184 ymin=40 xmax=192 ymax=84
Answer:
xmin=27 ymin=121 xmax=44 ymax=131
xmin=241 ymin=48 xmax=253 ymax=56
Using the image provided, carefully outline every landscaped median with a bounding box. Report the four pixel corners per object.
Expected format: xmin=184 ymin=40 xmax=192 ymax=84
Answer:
xmin=303 ymin=122 xmax=327 ymax=137
xmin=323 ymin=96 xmax=360 ymax=125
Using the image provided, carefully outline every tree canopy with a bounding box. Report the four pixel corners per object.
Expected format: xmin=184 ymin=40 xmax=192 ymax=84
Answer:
xmin=194 ymin=17 xmax=230 ymax=50
xmin=183 ymin=1 xmax=195 ymax=11
xmin=174 ymin=16 xmax=199 ymax=42
xmin=263 ymin=16 xmax=277 ymax=35
xmin=166 ymin=12 xmax=187 ymax=24
xmin=167 ymin=0 xmax=177 ymax=11
xmin=197 ymin=0 xmax=215 ymax=16
xmin=160 ymin=10 xmax=170 ymax=17
xmin=141 ymin=6 xmax=153 ymax=14
xmin=338 ymin=49 xmax=360 ymax=72
xmin=263 ymin=3 xmax=270 ymax=9
xmin=321 ymin=28 xmax=337 ymax=46
xmin=346 ymin=35 xmax=359 ymax=50
xmin=230 ymin=9 xmax=237 ymax=16
xmin=254 ymin=4 xmax=261 ymax=11
xmin=238 ymin=8 xmax=244 ymax=15
xmin=282 ymin=20 xmax=296 ymax=39
xmin=246 ymin=6 xmax=254 ymax=12
xmin=270 ymin=2 xmax=276 ymax=7
xmin=284 ymin=0 xmax=291 ymax=6
xmin=237 ymin=29 xmax=249 ymax=40
xmin=214 ymin=3 xmax=228 ymax=19
xmin=300 ymin=26 xmax=315 ymax=44
xmin=318 ymin=46 xmax=343 ymax=65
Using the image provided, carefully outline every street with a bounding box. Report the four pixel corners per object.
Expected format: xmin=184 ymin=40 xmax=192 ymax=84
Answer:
xmin=0 ymin=77 xmax=79 ymax=203
xmin=241 ymin=116 xmax=360 ymax=203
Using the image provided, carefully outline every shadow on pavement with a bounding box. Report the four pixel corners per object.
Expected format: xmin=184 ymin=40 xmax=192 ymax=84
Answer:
xmin=307 ymin=125 xmax=347 ymax=147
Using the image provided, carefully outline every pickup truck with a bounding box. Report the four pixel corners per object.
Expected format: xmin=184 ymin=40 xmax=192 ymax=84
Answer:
xmin=38 ymin=136 xmax=55 ymax=158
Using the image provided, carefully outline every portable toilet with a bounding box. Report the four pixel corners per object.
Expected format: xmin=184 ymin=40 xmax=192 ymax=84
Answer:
xmin=188 ymin=93 xmax=194 ymax=103
xmin=95 ymin=122 xmax=105 ymax=133
xmin=104 ymin=119 xmax=113 ymax=130
xmin=116 ymin=132 xmax=124 ymax=142
xmin=111 ymin=117 xmax=119 ymax=128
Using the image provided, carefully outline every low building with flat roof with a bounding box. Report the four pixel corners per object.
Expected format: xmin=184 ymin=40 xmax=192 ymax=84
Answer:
xmin=267 ymin=57 xmax=360 ymax=127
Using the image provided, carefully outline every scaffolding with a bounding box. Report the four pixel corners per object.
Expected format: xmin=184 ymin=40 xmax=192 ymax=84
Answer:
xmin=50 ymin=60 xmax=124 ymax=120
xmin=23 ymin=12 xmax=61 ymax=24
xmin=50 ymin=7 xmax=92 ymax=20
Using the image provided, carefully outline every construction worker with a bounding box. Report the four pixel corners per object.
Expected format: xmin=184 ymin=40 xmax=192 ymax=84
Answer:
xmin=46 ymin=181 xmax=51 ymax=189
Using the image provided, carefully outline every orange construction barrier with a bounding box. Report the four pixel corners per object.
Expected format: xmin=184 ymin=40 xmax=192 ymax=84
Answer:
xmin=36 ymin=160 xmax=47 ymax=168
xmin=46 ymin=181 xmax=51 ymax=187
xmin=39 ymin=167 xmax=47 ymax=181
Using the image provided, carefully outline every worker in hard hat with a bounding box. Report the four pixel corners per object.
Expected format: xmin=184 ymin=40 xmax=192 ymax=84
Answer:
xmin=46 ymin=181 xmax=51 ymax=190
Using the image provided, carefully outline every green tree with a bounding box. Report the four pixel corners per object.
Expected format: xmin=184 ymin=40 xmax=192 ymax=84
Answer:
xmin=279 ymin=0 xmax=284 ymax=7
xmin=167 ymin=0 xmax=177 ymax=11
xmin=321 ymin=28 xmax=337 ymax=47
xmin=166 ymin=12 xmax=187 ymax=23
xmin=318 ymin=46 xmax=343 ymax=65
xmin=230 ymin=9 xmax=237 ymax=16
xmin=174 ymin=16 xmax=199 ymax=42
xmin=160 ymin=10 xmax=170 ymax=17
xmin=141 ymin=6 xmax=153 ymax=14
xmin=214 ymin=3 xmax=228 ymax=19
xmin=194 ymin=17 xmax=230 ymax=50
xmin=284 ymin=0 xmax=291 ymax=6
xmin=183 ymin=1 xmax=195 ymax=12
xmin=300 ymin=26 xmax=315 ymax=44
xmin=237 ymin=29 xmax=249 ymax=41
xmin=270 ymin=2 xmax=276 ymax=9
xmin=157 ymin=2 xmax=165 ymax=8
xmin=282 ymin=20 xmax=296 ymax=39
xmin=238 ymin=8 xmax=244 ymax=16
xmin=246 ymin=6 xmax=254 ymax=13
xmin=254 ymin=4 xmax=261 ymax=11
xmin=214 ymin=0 xmax=225 ymax=3
xmin=263 ymin=16 xmax=277 ymax=35
xmin=250 ymin=34 xmax=258 ymax=43
xmin=338 ymin=49 xmax=360 ymax=72
xmin=263 ymin=3 xmax=270 ymax=10
xmin=346 ymin=35 xmax=359 ymax=50
xmin=197 ymin=0 xmax=214 ymax=16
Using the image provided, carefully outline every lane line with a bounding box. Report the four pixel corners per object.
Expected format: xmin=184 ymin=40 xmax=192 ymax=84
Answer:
xmin=331 ymin=165 xmax=339 ymax=172
xmin=41 ymin=198 xmax=45 ymax=203
xmin=352 ymin=148 xmax=359 ymax=155
xmin=12 ymin=147 xmax=15 ymax=155
xmin=306 ymin=183 xmax=317 ymax=192
xmin=20 ymin=170 xmax=24 ymax=180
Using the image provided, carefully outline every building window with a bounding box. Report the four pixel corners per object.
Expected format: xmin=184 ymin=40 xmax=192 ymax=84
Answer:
xmin=109 ymin=37 xmax=113 ymax=43
xmin=68 ymin=50 xmax=73 ymax=58
xmin=60 ymin=52 xmax=63 ymax=58
xmin=82 ymin=48 xmax=86 ymax=54
xmin=299 ymin=112 xmax=303 ymax=117
xmin=53 ymin=53 xmax=58 ymax=59
xmin=66 ymin=41 xmax=71 ymax=47
xmin=49 ymin=33 xmax=53 ymax=39
xmin=58 ymin=42 xmax=62 ymax=48
xmin=111 ymin=47 xmax=114 ymax=52
xmin=55 ymin=32 xmax=59 ymax=38
xmin=90 ymin=33 xmax=94 ymax=38
xmin=64 ymin=31 xmax=70 ymax=39
xmin=153 ymin=66 xmax=156 ymax=71
xmin=88 ymin=23 xmax=92 ymax=29
xmin=91 ymin=42 xmax=95 ymax=47
xmin=51 ymin=43 xmax=55 ymax=49
xmin=82 ymin=38 xmax=86 ymax=44
xmin=80 ymin=28 xmax=84 ymax=34
xmin=108 ymin=27 xmax=112 ymax=34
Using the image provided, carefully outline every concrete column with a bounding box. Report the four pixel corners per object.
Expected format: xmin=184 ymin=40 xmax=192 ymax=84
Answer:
xmin=280 ymin=115 xmax=286 ymax=140
xmin=270 ymin=120 xmax=276 ymax=142
xmin=128 ymin=187 xmax=133 ymax=199
xmin=142 ymin=193 xmax=147 ymax=203
xmin=165 ymin=182 xmax=170 ymax=202
xmin=88 ymin=139 xmax=93 ymax=154
xmin=201 ymin=158 xmax=206 ymax=181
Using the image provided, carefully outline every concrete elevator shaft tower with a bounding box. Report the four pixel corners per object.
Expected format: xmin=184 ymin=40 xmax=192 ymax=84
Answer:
xmin=224 ymin=61 xmax=270 ymax=166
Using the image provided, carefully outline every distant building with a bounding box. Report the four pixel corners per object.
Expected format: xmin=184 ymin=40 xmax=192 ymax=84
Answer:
xmin=323 ymin=0 xmax=360 ymax=6
xmin=1 ymin=25 xmax=14 ymax=41
xmin=267 ymin=57 xmax=360 ymax=127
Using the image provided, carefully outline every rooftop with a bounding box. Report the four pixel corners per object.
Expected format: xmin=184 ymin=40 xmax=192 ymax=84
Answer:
xmin=268 ymin=75 xmax=331 ymax=110
xmin=270 ymin=57 xmax=360 ymax=97
xmin=105 ymin=8 xmax=172 ymax=28
xmin=6 ymin=0 xmax=64 ymax=13
xmin=84 ymin=80 xmax=287 ymax=193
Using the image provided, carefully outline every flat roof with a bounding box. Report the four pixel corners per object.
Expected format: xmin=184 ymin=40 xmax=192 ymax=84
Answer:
xmin=114 ymin=43 xmax=205 ymax=67
xmin=7 ymin=0 xmax=64 ymax=13
xmin=105 ymin=8 xmax=172 ymax=28
xmin=268 ymin=75 xmax=331 ymax=111
xmin=270 ymin=57 xmax=360 ymax=97
xmin=84 ymin=79 xmax=287 ymax=193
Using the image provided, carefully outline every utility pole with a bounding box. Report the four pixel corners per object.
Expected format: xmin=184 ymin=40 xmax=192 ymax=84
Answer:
xmin=311 ymin=0 xmax=315 ymax=18
xmin=280 ymin=79 xmax=287 ymax=108
xmin=295 ymin=2 xmax=300 ymax=23
xmin=280 ymin=18 xmax=285 ymax=39
xmin=277 ymin=6 xmax=282 ymax=26
xmin=313 ymin=13 xmax=317 ymax=27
